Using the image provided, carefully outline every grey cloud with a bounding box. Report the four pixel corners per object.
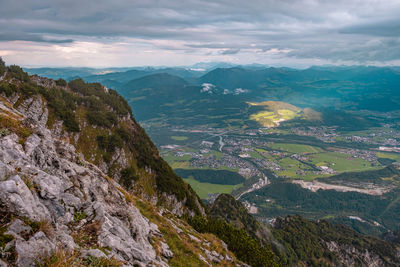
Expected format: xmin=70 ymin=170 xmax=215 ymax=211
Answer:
xmin=340 ymin=19 xmax=400 ymax=37
xmin=186 ymin=43 xmax=235 ymax=49
xmin=286 ymin=36 xmax=400 ymax=62
xmin=0 ymin=32 xmax=73 ymax=43
xmin=220 ymin=49 xmax=241 ymax=55
xmin=1 ymin=0 xmax=400 ymax=64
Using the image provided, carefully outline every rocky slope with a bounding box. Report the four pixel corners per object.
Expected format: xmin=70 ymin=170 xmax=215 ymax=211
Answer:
xmin=0 ymin=61 xmax=237 ymax=266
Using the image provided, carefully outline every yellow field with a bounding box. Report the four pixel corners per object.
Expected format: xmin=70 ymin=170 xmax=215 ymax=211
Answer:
xmin=247 ymin=100 xmax=301 ymax=112
xmin=249 ymin=109 xmax=300 ymax=127
xmin=247 ymin=101 xmax=320 ymax=127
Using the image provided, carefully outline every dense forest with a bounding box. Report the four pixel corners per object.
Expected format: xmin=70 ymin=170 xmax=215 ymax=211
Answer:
xmin=242 ymin=182 xmax=400 ymax=234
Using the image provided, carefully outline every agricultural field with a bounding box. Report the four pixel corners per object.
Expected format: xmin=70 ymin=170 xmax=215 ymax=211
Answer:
xmin=376 ymin=152 xmax=400 ymax=162
xmin=162 ymin=152 xmax=193 ymax=163
xmin=268 ymin=143 xmax=323 ymax=154
xmin=182 ymin=177 xmax=242 ymax=199
xmin=247 ymin=101 xmax=322 ymax=127
xmin=308 ymin=152 xmax=375 ymax=172
xmin=170 ymin=135 xmax=188 ymax=141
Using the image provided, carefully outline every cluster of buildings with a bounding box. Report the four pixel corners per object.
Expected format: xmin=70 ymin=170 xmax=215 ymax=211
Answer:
xmin=291 ymin=126 xmax=338 ymax=142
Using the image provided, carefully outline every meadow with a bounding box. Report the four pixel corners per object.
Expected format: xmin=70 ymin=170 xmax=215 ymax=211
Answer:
xmin=183 ymin=176 xmax=242 ymax=199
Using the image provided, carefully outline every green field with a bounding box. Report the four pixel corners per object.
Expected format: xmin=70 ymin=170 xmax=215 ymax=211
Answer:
xmin=170 ymin=161 xmax=190 ymax=169
xmin=274 ymin=148 xmax=377 ymax=180
xmin=279 ymin=157 xmax=308 ymax=169
xmin=268 ymin=143 xmax=322 ymax=154
xmin=376 ymin=152 xmax=400 ymax=162
xmin=277 ymin=157 xmax=316 ymax=179
xmin=183 ymin=176 xmax=242 ymax=199
xmin=162 ymin=153 xmax=192 ymax=162
xmin=309 ymin=152 xmax=374 ymax=172
xmin=171 ymin=135 xmax=188 ymax=141
xmin=248 ymin=150 xmax=264 ymax=159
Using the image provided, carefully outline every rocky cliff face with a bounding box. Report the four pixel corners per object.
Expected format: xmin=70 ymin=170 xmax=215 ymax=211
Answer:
xmin=0 ymin=63 xmax=236 ymax=266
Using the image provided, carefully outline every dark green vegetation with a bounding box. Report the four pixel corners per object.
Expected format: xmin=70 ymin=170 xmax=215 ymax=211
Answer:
xmin=0 ymin=204 xmax=16 ymax=264
xmin=200 ymin=194 xmax=400 ymax=266
xmin=55 ymin=78 xmax=67 ymax=87
xmin=0 ymin=205 xmax=14 ymax=249
xmin=119 ymin=166 xmax=138 ymax=189
xmin=8 ymin=65 xmax=30 ymax=82
xmin=317 ymin=164 xmax=400 ymax=186
xmin=242 ymin=182 xmax=400 ymax=236
xmin=383 ymin=230 xmax=400 ymax=244
xmin=272 ymin=215 xmax=400 ymax=266
xmin=68 ymin=78 xmax=131 ymax=116
xmin=175 ymin=169 xmax=245 ymax=185
xmin=0 ymin=58 xmax=6 ymax=76
xmin=189 ymin=216 xmax=279 ymax=267
xmin=40 ymin=85 xmax=81 ymax=132
xmin=209 ymin=194 xmax=271 ymax=244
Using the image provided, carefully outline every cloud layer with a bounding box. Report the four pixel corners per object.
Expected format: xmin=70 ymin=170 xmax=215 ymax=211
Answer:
xmin=1 ymin=0 xmax=400 ymax=67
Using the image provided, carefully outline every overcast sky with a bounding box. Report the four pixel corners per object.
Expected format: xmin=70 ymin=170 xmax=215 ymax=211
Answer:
xmin=1 ymin=0 xmax=400 ymax=67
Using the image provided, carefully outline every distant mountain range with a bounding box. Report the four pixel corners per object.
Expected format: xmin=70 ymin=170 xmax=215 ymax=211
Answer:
xmin=25 ymin=64 xmax=400 ymax=131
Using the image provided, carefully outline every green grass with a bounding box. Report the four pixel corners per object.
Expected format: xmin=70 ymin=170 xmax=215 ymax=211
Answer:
xmin=268 ymin=143 xmax=322 ymax=154
xmin=162 ymin=153 xmax=192 ymax=162
xmin=217 ymin=166 xmax=240 ymax=172
xmin=342 ymin=127 xmax=393 ymax=137
xmin=183 ymin=176 xmax=242 ymax=199
xmin=276 ymin=170 xmax=298 ymax=178
xmin=171 ymin=136 xmax=188 ymax=141
xmin=301 ymin=173 xmax=332 ymax=181
xmin=277 ymin=157 xmax=314 ymax=179
xmin=376 ymin=152 xmax=400 ymax=161
xmin=170 ymin=161 xmax=190 ymax=169
xmin=309 ymin=152 xmax=373 ymax=172
xmin=274 ymin=149 xmax=376 ymax=180
xmin=321 ymin=215 xmax=335 ymax=220
xmin=248 ymin=151 xmax=264 ymax=159
xmin=279 ymin=157 xmax=308 ymax=169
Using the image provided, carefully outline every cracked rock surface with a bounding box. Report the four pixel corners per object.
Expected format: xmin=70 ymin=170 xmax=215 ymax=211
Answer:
xmin=0 ymin=95 xmax=168 ymax=266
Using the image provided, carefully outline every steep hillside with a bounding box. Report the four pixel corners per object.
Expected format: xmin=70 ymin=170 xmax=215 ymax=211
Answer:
xmin=0 ymin=60 xmax=250 ymax=266
xmin=0 ymin=64 xmax=204 ymax=217
xmin=209 ymin=194 xmax=271 ymax=243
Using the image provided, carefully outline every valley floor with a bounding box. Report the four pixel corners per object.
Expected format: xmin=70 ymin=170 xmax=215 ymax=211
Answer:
xmin=144 ymin=122 xmax=400 ymax=236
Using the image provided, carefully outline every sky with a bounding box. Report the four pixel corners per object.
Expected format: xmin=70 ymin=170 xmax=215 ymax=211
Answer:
xmin=1 ymin=0 xmax=400 ymax=67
